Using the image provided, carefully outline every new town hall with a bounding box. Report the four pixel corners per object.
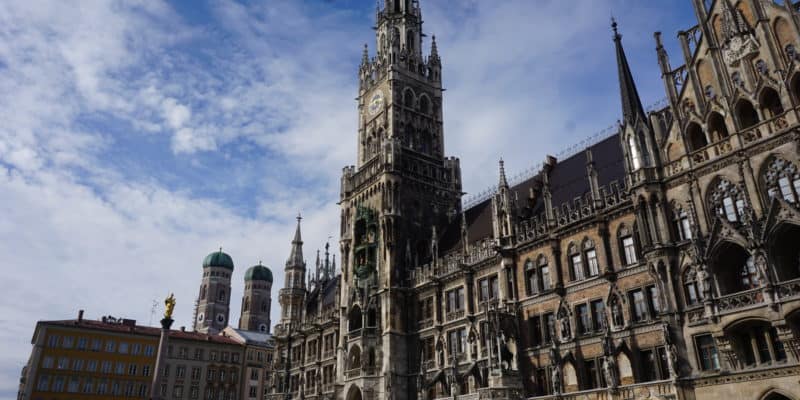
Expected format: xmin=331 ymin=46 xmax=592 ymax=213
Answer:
xmin=18 ymin=0 xmax=800 ymax=400
xmin=271 ymin=0 xmax=800 ymax=399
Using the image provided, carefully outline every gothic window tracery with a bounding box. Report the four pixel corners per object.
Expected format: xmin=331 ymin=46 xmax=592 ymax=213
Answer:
xmin=708 ymin=178 xmax=746 ymax=222
xmin=735 ymin=99 xmax=760 ymax=129
xmin=762 ymin=157 xmax=800 ymax=204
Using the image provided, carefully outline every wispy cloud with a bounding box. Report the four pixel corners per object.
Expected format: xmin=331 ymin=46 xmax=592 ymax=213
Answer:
xmin=0 ymin=0 xmax=697 ymax=395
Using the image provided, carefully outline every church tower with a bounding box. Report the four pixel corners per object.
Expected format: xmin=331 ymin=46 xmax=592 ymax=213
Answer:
xmin=239 ymin=262 xmax=273 ymax=333
xmin=278 ymin=215 xmax=307 ymax=327
xmin=194 ymin=249 xmax=234 ymax=334
xmin=338 ymin=0 xmax=463 ymax=398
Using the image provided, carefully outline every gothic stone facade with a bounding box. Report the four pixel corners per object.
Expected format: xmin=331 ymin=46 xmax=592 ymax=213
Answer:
xmin=271 ymin=1 xmax=800 ymax=400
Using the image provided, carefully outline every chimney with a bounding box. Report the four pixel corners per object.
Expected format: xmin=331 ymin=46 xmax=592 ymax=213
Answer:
xmin=78 ymin=309 xmax=84 ymax=322
xmin=180 ymin=326 xmax=186 ymax=332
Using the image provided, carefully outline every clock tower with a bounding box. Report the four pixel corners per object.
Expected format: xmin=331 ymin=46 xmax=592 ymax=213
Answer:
xmin=339 ymin=0 xmax=462 ymax=398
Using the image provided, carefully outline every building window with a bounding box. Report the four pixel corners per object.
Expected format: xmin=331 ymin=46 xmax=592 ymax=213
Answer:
xmin=77 ymin=337 xmax=88 ymax=350
xmin=105 ymin=340 xmax=115 ymax=352
xmin=477 ymin=275 xmax=499 ymax=302
xmin=540 ymin=257 xmax=551 ymax=290
xmin=42 ymin=356 xmax=54 ymax=368
xmin=763 ymin=158 xmax=800 ymax=204
xmin=144 ymin=344 xmax=155 ymax=357
xmin=418 ymin=296 xmax=434 ymax=322
xmin=62 ymin=336 xmax=74 ymax=349
xmin=36 ymin=374 xmax=49 ymax=391
xmin=684 ymin=269 xmax=701 ymax=306
xmin=192 ymin=367 xmax=201 ymax=380
xmin=629 ymin=289 xmax=648 ymax=322
xmin=447 ymin=328 xmax=467 ymax=356
xmin=128 ymin=363 xmax=137 ymax=375
xmin=569 ymin=243 xmax=584 ymax=281
xmin=528 ymin=315 xmax=543 ymax=347
xmin=82 ymin=378 xmax=93 ymax=393
xmin=176 ymin=365 xmax=186 ymax=379
xmin=47 ymin=334 xmax=59 ymax=348
xmin=118 ymin=342 xmax=129 ymax=354
xmin=86 ymin=360 xmax=97 ymax=372
xmin=584 ymin=358 xmax=605 ymax=389
xmin=52 ymin=376 xmax=64 ymax=392
xmin=585 ymin=240 xmax=599 ymax=277
xmin=708 ymin=178 xmax=745 ymax=222
xmin=695 ymin=334 xmax=720 ymax=371
xmin=639 ymin=347 xmax=669 ymax=381
xmin=622 ymin=235 xmax=637 ymax=265
xmin=446 ymin=287 xmax=465 ymax=313
xmin=590 ymin=299 xmax=605 ymax=331
xmin=674 ymin=207 xmax=693 ymax=241
xmin=525 ymin=259 xmax=537 ymax=295
xmin=142 ymin=365 xmax=151 ymax=376
xmin=647 ymin=285 xmax=661 ymax=316
xmin=57 ymin=357 xmax=68 ymax=369
xmin=575 ymin=304 xmax=590 ymax=335
xmin=543 ymin=312 xmax=555 ymax=344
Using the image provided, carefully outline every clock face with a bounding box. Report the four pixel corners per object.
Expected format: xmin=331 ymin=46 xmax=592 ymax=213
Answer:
xmin=216 ymin=313 xmax=225 ymax=324
xmin=368 ymin=91 xmax=384 ymax=116
xmin=197 ymin=313 xmax=204 ymax=322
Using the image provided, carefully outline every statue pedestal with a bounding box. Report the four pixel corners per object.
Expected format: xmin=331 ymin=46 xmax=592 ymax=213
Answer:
xmin=482 ymin=369 xmax=524 ymax=399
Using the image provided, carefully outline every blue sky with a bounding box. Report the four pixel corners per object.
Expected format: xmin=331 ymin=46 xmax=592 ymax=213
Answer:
xmin=0 ymin=0 xmax=696 ymax=395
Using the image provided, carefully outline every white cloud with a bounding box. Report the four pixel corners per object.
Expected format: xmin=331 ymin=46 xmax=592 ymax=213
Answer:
xmin=0 ymin=0 xmax=692 ymax=396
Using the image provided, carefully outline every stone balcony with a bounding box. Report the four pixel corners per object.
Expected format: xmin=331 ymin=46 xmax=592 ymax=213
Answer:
xmin=528 ymin=379 xmax=674 ymax=400
xmin=665 ymin=110 xmax=796 ymax=179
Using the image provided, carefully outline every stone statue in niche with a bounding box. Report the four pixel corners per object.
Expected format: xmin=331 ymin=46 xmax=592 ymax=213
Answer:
xmin=697 ymin=265 xmax=711 ymax=299
xmin=602 ymin=355 xmax=618 ymax=389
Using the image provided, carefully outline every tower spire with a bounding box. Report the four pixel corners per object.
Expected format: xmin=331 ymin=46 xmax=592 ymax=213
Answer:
xmin=498 ymin=158 xmax=509 ymax=189
xmin=287 ymin=214 xmax=304 ymax=269
xmin=612 ymin=18 xmax=646 ymax=126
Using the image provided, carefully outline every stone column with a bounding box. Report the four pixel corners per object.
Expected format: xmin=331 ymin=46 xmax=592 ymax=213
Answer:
xmin=150 ymin=317 xmax=173 ymax=400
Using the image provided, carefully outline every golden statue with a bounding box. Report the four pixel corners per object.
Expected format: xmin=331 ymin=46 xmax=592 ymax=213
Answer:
xmin=164 ymin=293 xmax=176 ymax=320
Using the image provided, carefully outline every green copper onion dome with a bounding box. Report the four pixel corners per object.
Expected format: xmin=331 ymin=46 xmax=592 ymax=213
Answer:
xmin=244 ymin=263 xmax=273 ymax=283
xmin=203 ymin=249 xmax=234 ymax=270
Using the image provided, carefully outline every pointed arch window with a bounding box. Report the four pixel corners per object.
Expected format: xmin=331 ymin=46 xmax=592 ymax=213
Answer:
xmin=200 ymin=285 xmax=207 ymax=300
xmin=218 ymin=289 xmax=226 ymax=303
xmin=708 ymin=178 xmax=746 ymax=222
xmin=404 ymin=89 xmax=414 ymax=108
xmin=763 ymin=157 xmax=800 ymax=203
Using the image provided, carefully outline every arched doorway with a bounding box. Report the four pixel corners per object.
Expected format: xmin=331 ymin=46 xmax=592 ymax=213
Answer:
xmin=710 ymin=242 xmax=757 ymax=295
xmin=770 ymin=223 xmax=800 ymax=282
xmin=760 ymin=87 xmax=785 ymax=118
xmin=707 ymin=112 xmax=729 ymax=142
xmin=763 ymin=392 xmax=792 ymax=400
xmin=736 ymin=99 xmax=760 ymax=129
xmin=346 ymin=385 xmax=363 ymax=400
xmin=686 ymin=122 xmax=707 ymax=152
